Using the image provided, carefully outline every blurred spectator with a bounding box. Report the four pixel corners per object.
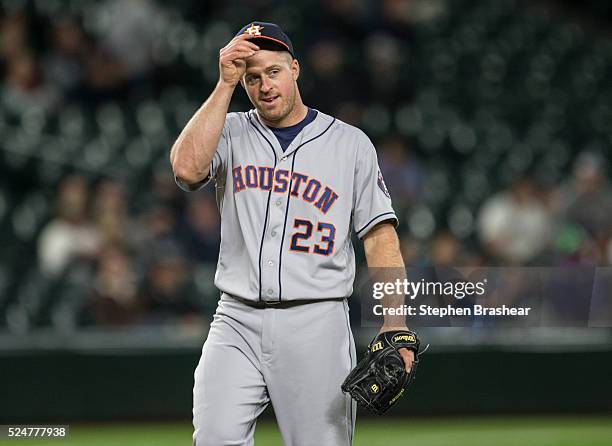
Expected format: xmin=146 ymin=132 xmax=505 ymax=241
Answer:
xmin=149 ymin=169 xmax=186 ymax=213
xmin=302 ymin=36 xmax=363 ymax=117
xmin=43 ymin=18 xmax=88 ymax=99
xmin=38 ymin=175 xmax=100 ymax=277
xmin=0 ymin=13 xmax=29 ymax=62
xmin=82 ymin=44 xmax=127 ymax=102
xmin=138 ymin=254 xmax=202 ymax=324
xmin=2 ymin=50 xmax=60 ymax=114
xmin=378 ymin=135 xmax=425 ymax=208
xmin=400 ymin=234 xmax=422 ymax=266
xmin=92 ymin=0 xmax=158 ymax=82
xmin=90 ymin=243 xmax=140 ymax=325
xmin=335 ymin=102 xmax=366 ymax=127
xmin=314 ymin=0 xmax=368 ymax=42
xmin=429 ymin=231 xmax=461 ymax=267
xmin=552 ymin=222 xmax=604 ymax=266
xmin=91 ymin=179 xmax=130 ymax=246
xmin=559 ymin=152 xmax=612 ymax=238
xmin=375 ymin=0 xmax=416 ymax=40
xmin=362 ymin=32 xmax=413 ymax=106
xmin=134 ymin=204 xmax=185 ymax=271
xmin=459 ymin=249 xmax=486 ymax=268
xmin=478 ymin=177 xmax=552 ymax=264
xmin=178 ymin=193 xmax=220 ymax=264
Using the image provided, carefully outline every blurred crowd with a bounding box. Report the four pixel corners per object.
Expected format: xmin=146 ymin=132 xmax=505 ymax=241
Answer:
xmin=36 ymin=169 xmax=220 ymax=326
xmin=1 ymin=0 xmax=161 ymax=114
xmin=0 ymin=0 xmax=445 ymax=121
xmin=30 ymin=143 xmax=612 ymax=327
xmin=1 ymin=0 xmax=611 ymax=329
xmin=398 ymin=150 xmax=612 ymax=268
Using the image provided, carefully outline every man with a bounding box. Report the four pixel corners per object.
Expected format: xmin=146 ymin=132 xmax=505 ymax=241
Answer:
xmin=170 ymin=21 xmax=413 ymax=446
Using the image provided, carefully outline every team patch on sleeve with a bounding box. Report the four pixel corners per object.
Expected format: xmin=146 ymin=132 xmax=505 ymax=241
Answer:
xmin=377 ymin=169 xmax=391 ymax=199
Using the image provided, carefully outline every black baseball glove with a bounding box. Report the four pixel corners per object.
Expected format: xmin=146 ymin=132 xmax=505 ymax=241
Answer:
xmin=341 ymin=330 xmax=420 ymax=415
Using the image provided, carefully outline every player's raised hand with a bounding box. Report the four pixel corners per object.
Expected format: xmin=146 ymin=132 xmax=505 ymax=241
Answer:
xmin=219 ymin=34 xmax=259 ymax=87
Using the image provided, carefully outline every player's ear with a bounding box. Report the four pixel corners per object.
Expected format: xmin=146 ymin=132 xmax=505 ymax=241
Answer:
xmin=291 ymin=58 xmax=300 ymax=81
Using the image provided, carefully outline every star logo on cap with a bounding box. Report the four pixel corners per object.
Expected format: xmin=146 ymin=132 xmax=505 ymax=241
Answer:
xmin=245 ymin=24 xmax=264 ymax=36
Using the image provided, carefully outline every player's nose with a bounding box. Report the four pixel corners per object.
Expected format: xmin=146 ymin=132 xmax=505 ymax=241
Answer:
xmin=259 ymin=76 xmax=272 ymax=93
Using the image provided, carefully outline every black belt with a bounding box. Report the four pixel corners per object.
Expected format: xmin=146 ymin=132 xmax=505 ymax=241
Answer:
xmin=230 ymin=295 xmax=344 ymax=309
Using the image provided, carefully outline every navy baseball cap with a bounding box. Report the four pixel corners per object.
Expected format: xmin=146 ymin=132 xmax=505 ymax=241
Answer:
xmin=236 ymin=22 xmax=295 ymax=58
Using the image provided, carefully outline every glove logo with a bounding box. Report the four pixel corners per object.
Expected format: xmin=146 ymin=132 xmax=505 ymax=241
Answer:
xmin=371 ymin=341 xmax=383 ymax=353
xmin=393 ymin=334 xmax=415 ymax=343
xmin=388 ymin=388 xmax=405 ymax=405
xmin=370 ymin=383 xmax=380 ymax=393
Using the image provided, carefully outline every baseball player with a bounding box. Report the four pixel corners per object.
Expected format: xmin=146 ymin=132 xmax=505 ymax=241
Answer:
xmin=170 ymin=21 xmax=414 ymax=446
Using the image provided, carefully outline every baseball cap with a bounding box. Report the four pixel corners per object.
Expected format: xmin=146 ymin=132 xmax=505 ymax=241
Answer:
xmin=236 ymin=21 xmax=294 ymax=58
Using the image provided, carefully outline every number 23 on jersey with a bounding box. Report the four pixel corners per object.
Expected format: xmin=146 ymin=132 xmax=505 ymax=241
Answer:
xmin=290 ymin=219 xmax=336 ymax=256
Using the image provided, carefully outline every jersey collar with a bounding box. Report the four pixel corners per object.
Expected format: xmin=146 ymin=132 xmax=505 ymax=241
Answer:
xmin=251 ymin=108 xmax=334 ymax=159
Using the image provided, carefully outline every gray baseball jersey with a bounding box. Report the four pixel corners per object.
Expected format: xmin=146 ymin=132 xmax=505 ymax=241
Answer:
xmin=178 ymin=108 xmax=398 ymax=302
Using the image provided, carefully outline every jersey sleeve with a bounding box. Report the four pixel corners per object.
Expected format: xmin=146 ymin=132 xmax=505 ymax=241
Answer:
xmin=352 ymin=135 xmax=399 ymax=239
xmin=175 ymin=116 xmax=231 ymax=192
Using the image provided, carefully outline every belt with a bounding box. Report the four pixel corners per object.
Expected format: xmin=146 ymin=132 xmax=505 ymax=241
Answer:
xmin=229 ymin=295 xmax=345 ymax=309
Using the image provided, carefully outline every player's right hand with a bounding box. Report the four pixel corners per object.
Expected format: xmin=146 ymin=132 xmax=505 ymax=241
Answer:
xmin=219 ymin=34 xmax=259 ymax=87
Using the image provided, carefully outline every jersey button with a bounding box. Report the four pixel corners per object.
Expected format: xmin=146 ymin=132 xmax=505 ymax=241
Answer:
xmin=276 ymin=199 xmax=282 ymax=206
xmin=281 ymin=156 xmax=288 ymax=161
xmin=267 ymin=260 xmax=274 ymax=267
xmin=271 ymin=230 xmax=277 ymax=237
xmin=267 ymin=289 xmax=274 ymax=295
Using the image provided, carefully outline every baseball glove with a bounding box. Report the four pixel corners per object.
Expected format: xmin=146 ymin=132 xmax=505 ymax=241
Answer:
xmin=341 ymin=330 xmax=420 ymax=415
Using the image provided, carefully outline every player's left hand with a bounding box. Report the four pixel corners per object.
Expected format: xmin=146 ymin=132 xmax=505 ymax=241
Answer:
xmin=379 ymin=326 xmax=415 ymax=373
xmin=342 ymin=328 xmax=421 ymax=415
xmin=397 ymin=348 xmax=415 ymax=373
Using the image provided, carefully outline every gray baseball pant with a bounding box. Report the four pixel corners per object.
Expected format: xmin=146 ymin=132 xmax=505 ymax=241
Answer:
xmin=193 ymin=293 xmax=356 ymax=446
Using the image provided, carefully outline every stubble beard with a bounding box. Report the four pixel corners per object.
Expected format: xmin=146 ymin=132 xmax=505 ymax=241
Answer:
xmin=257 ymin=85 xmax=296 ymax=126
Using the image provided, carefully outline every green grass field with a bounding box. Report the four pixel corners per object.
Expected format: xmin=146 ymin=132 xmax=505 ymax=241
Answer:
xmin=2 ymin=417 xmax=611 ymax=446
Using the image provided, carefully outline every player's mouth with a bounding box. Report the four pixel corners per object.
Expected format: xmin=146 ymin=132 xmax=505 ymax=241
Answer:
xmin=261 ymin=95 xmax=279 ymax=105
